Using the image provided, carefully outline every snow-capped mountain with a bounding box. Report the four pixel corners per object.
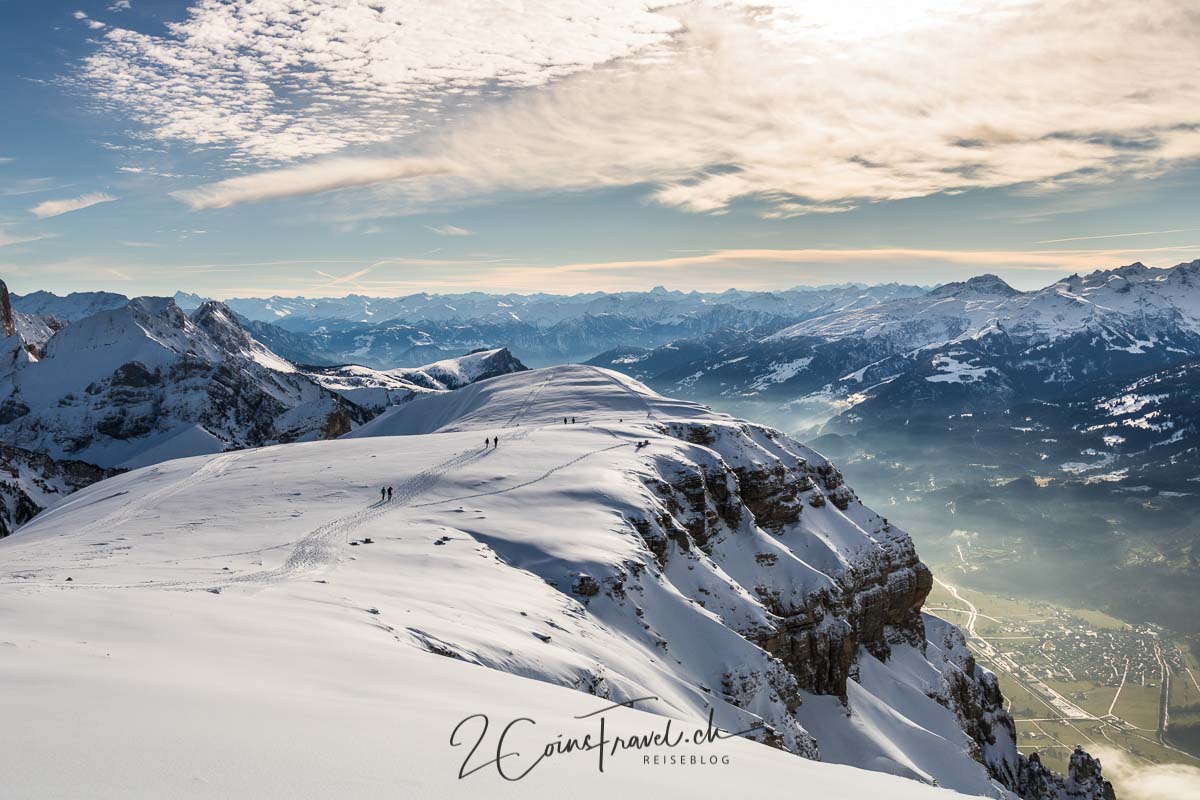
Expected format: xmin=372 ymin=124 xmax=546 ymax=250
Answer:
xmin=12 ymin=284 xmax=926 ymax=370
xmin=593 ymin=261 xmax=1200 ymax=430
xmin=8 ymin=287 xmax=129 ymax=322
xmin=0 ymin=365 xmax=1111 ymax=798
xmin=220 ymin=284 xmax=926 ymax=329
xmin=303 ymin=347 xmax=528 ymax=411
xmin=772 ymin=263 xmax=1200 ymax=349
xmin=0 ymin=296 xmax=370 ymax=469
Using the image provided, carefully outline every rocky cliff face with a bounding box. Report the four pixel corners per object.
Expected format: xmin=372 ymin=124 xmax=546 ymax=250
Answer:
xmin=0 ymin=444 xmax=119 ymax=538
xmin=618 ymin=414 xmax=1112 ymax=799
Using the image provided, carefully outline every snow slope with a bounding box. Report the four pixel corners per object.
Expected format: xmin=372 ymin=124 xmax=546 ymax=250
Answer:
xmin=0 ymin=365 xmax=1095 ymax=799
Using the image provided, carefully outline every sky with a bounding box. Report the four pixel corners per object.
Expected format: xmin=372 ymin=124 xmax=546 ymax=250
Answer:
xmin=1 ymin=0 xmax=1199 ymax=299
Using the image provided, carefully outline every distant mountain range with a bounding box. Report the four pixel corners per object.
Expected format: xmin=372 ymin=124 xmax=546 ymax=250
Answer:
xmin=12 ymin=284 xmax=925 ymax=369
xmin=587 ymin=261 xmax=1200 ymax=630
xmin=590 ymin=261 xmax=1200 ymax=433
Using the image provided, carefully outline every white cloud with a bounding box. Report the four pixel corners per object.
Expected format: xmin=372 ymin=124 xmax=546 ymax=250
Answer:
xmin=1089 ymin=746 xmax=1200 ymax=800
xmin=73 ymin=10 xmax=105 ymax=30
xmin=30 ymin=192 xmax=118 ymax=218
xmin=84 ymin=1 xmax=1200 ymax=217
xmin=109 ymin=1 xmax=131 ymax=10
xmin=0 ymin=228 xmax=53 ymax=248
xmin=80 ymin=0 xmax=678 ymax=163
xmin=424 ymin=224 xmax=473 ymax=237
xmin=172 ymin=158 xmax=452 ymax=209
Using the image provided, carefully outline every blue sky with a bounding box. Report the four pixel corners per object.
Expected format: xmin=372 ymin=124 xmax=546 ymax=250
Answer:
xmin=2 ymin=0 xmax=1199 ymax=299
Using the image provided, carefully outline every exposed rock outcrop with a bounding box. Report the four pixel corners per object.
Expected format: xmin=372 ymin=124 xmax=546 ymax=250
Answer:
xmin=0 ymin=444 xmax=119 ymax=537
xmin=624 ymin=415 xmax=1113 ymax=799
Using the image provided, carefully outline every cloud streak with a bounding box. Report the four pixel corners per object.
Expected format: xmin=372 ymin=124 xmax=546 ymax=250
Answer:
xmin=29 ymin=192 xmax=118 ymax=218
xmin=424 ymin=224 xmax=473 ymax=236
xmin=172 ymin=158 xmax=452 ymax=210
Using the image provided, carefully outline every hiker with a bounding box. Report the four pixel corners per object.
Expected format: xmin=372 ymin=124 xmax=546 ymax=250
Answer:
xmin=564 ymin=417 xmax=567 ymax=424
xmin=380 ymin=487 xmax=386 ymax=502
xmin=485 ymin=437 xmax=490 ymax=449
xmin=571 ymin=416 xmax=576 ymax=424
xmin=387 ymin=486 xmax=393 ymax=501
xmin=493 ymin=436 xmax=498 ymax=448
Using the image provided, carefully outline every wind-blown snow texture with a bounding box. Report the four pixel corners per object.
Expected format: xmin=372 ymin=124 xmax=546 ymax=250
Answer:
xmin=0 ymin=365 xmax=1111 ymax=798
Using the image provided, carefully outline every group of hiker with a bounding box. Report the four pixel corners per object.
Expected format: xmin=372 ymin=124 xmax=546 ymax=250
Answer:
xmin=375 ymin=417 xmax=652 ymax=504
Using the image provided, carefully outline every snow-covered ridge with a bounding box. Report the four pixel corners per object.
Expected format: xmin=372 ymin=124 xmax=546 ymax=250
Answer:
xmin=303 ymin=347 xmax=528 ymax=411
xmin=772 ymin=261 xmax=1200 ymax=349
xmin=1 ymin=365 xmax=1111 ymax=798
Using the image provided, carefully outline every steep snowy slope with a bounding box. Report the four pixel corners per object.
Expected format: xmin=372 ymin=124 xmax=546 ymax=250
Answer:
xmin=0 ymin=366 xmax=1112 ymax=799
xmin=0 ymin=297 xmax=367 ymax=468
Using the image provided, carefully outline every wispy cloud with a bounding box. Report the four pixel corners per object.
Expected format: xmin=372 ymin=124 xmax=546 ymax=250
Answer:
xmin=424 ymin=224 xmax=474 ymax=237
xmin=0 ymin=177 xmax=68 ymax=197
xmin=1035 ymin=227 xmax=1200 ymax=244
xmin=172 ymin=158 xmax=453 ymax=210
xmin=67 ymin=247 xmax=1200 ymax=298
xmin=30 ymin=192 xmax=118 ymax=218
xmin=92 ymin=1 xmax=1200 ymax=219
xmin=80 ymin=0 xmax=677 ymax=163
xmin=0 ymin=228 xmax=54 ymax=248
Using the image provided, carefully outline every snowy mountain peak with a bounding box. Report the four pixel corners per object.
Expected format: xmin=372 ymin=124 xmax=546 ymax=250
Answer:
xmin=0 ymin=296 xmax=365 ymax=468
xmin=9 ymin=288 xmax=129 ymax=322
xmin=173 ymin=290 xmax=209 ymax=311
xmin=190 ymin=300 xmax=258 ymax=356
xmin=930 ymin=274 xmax=1020 ymax=298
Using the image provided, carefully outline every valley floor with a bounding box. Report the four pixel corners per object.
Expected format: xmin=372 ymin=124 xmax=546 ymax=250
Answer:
xmin=926 ymin=567 xmax=1200 ymax=798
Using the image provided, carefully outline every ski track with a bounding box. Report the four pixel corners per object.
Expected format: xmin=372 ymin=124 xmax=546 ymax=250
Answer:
xmin=4 ymin=415 xmax=629 ymax=591
xmin=587 ymin=365 xmax=658 ymax=420
xmin=502 ymin=373 xmax=555 ymax=428
xmin=219 ymin=445 xmax=497 ymax=588
xmin=412 ymin=441 xmax=630 ymax=507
